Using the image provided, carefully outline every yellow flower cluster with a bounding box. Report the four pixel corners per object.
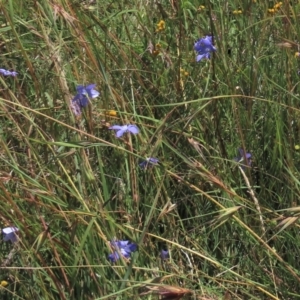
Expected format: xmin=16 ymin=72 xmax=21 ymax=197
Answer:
xmin=0 ymin=281 xmax=8 ymax=287
xmin=156 ymin=20 xmax=165 ymax=32
xmin=180 ymin=68 xmax=189 ymax=77
xmin=105 ymin=110 xmax=117 ymax=116
xmin=233 ymin=10 xmax=242 ymax=15
xmin=152 ymin=43 xmax=161 ymax=56
xmin=268 ymin=2 xmax=282 ymax=13
xmin=197 ymin=5 xmax=205 ymax=12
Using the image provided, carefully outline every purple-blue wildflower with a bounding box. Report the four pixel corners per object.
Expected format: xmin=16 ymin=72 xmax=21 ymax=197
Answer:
xmin=2 ymin=227 xmax=19 ymax=243
xmin=71 ymin=84 xmax=100 ymax=116
xmin=139 ymin=157 xmax=159 ymax=169
xmin=108 ymin=240 xmax=137 ymax=262
xmin=194 ymin=36 xmax=216 ymax=62
xmin=0 ymin=69 xmax=18 ymax=77
xmin=233 ymin=148 xmax=252 ymax=169
xmin=160 ymin=249 xmax=169 ymax=260
xmin=109 ymin=124 xmax=140 ymax=138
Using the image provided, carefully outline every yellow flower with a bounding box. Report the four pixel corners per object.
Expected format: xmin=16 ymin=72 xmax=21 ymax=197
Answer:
xmin=0 ymin=281 xmax=8 ymax=287
xmin=105 ymin=110 xmax=117 ymax=116
xmin=274 ymin=2 xmax=282 ymax=9
xmin=233 ymin=10 xmax=242 ymax=15
xmin=155 ymin=43 xmax=161 ymax=49
xmin=268 ymin=8 xmax=275 ymax=13
xmin=197 ymin=5 xmax=205 ymax=11
xmin=156 ymin=20 xmax=165 ymax=32
xmin=180 ymin=68 xmax=189 ymax=77
xmin=295 ymin=52 xmax=300 ymax=57
xmin=295 ymin=145 xmax=300 ymax=150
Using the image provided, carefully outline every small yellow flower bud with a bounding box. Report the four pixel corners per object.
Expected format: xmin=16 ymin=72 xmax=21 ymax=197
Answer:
xmin=233 ymin=10 xmax=242 ymax=15
xmin=0 ymin=281 xmax=8 ymax=287
xmin=106 ymin=110 xmax=117 ymax=116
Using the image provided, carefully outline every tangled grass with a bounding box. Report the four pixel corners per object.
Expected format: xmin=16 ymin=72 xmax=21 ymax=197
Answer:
xmin=0 ymin=1 xmax=300 ymax=299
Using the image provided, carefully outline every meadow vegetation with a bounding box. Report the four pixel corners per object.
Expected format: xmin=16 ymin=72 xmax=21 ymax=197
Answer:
xmin=1 ymin=0 xmax=300 ymax=299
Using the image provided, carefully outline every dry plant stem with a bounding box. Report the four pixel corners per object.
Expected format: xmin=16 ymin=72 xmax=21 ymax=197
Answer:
xmin=238 ymin=167 xmax=278 ymax=294
xmin=238 ymin=166 xmax=266 ymax=234
xmin=1 ymin=243 xmax=18 ymax=267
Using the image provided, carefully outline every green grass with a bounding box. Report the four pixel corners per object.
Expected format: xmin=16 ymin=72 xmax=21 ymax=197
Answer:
xmin=1 ymin=0 xmax=300 ymax=299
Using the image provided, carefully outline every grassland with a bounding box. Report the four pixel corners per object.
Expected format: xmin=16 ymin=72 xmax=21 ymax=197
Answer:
xmin=1 ymin=1 xmax=300 ymax=299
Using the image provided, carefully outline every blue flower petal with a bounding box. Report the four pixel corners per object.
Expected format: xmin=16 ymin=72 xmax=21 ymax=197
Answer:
xmin=111 ymin=240 xmax=129 ymax=248
xmin=78 ymin=95 xmax=89 ymax=107
xmin=108 ymin=239 xmax=137 ymax=262
xmin=109 ymin=125 xmax=124 ymax=131
xmin=76 ymin=85 xmax=86 ymax=94
xmin=139 ymin=157 xmax=159 ymax=169
xmin=127 ymin=125 xmax=139 ymax=135
xmin=0 ymin=69 xmax=18 ymax=76
xmin=196 ymin=53 xmax=209 ymax=62
xmin=86 ymin=84 xmax=100 ymax=98
xmin=160 ymin=249 xmax=169 ymax=260
xmin=2 ymin=227 xmax=19 ymax=243
xmin=109 ymin=124 xmax=139 ymax=138
xmin=116 ymin=129 xmax=126 ymax=138
xmin=234 ymin=148 xmax=252 ymax=169
xmin=194 ymin=36 xmax=216 ymax=62
xmin=108 ymin=252 xmax=120 ymax=262
xmin=70 ymin=101 xmax=82 ymax=116
xmin=71 ymin=84 xmax=99 ymax=116
xmin=127 ymin=243 xmax=138 ymax=252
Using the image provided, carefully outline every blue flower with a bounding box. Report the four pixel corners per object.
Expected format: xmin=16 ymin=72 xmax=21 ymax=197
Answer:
xmin=109 ymin=124 xmax=140 ymax=138
xmin=108 ymin=240 xmax=137 ymax=262
xmin=194 ymin=36 xmax=216 ymax=62
xmin=160 ymin=249 xmax=169 ymax=260
xmin=139 ymin=157 xmax=159 ymax=169
xmin=233 ymin=148 xmax=252 ymax=169
xmin=0 ymin=69 xmax=18 ymax=77
xmin=71 ymin=84 xmax=100 ymax=116
xmin=2 ymin=227 xmax=19 ymax=243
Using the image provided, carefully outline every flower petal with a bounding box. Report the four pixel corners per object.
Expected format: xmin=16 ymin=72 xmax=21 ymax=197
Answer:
xmin=109 ymin=125 xmax=124 ymax=131
xmin=148 ymin=157 xmax=159 ymax=164
xmin=86 ymin=84 xmax=96 ymax=90
xmin=78 ymin=95 xmax=89 ymax=107
xmin=86 ymin=84 xmax=100 ymax=98
xmin=161 ymin=249 xmax=169 ymax=260
xmin=139 ymin=161 xmax=147 ymax=169
xmin=139 ymin=157 xmax=159 ymax=169
xmin=3 ymin=227 xmax=19 ymax=243
xmin=111 ymin=240 xmax=129 ymax=248
xmin=108 ymin=252 xmax=120 ymax=262
xmin=89 ymin=89 xmax=100 ymax=98
xmin=196 ymin=53 xmax=207 ymax=62
xmin=127 ymin=125 xmax=139 ymax=134
xmin=127 ymin=243 xmax=137 ymax=252
xmin=0 ymin=69 xmax=17 ymax=76
xmin=2 ymin=227 xmax=18 ymax=234
xmin=116 ymin=129 xmax=126 ymax=138
xmin=70 ymin=101 xmax=82 ymax=116
xmin=76 ymin=85 xmax=86 ymax=94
